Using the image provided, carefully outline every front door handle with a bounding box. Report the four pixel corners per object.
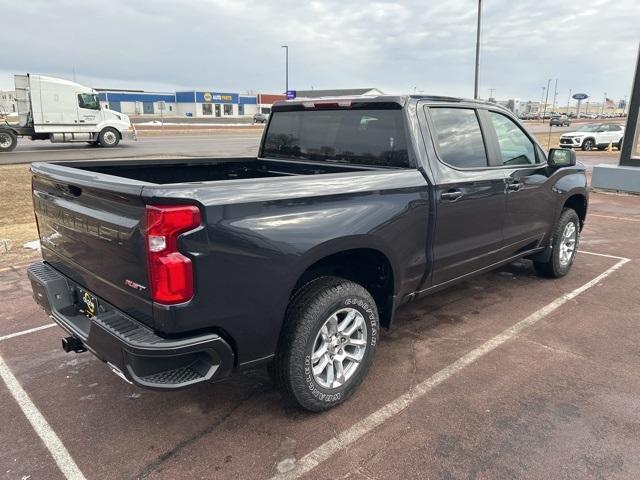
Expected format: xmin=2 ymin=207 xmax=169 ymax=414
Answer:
xmin=441 ymin=190 xmax=463 ymax=202
xmin=507 ymin=181 xmax=522 ymax=192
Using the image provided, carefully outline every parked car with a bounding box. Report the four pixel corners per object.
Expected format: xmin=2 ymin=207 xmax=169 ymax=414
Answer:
xmin=253 ymin=112 xmax=269 ymax=123
xmin=550 ymin=115 xmax=571 ymax=127
xmin=559 ymin=123 xmax=625 ymax=151
xmin=28 ymin=95 xmax=588 ymax=411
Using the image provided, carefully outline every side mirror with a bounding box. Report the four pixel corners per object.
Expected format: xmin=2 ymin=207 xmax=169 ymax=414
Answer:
xmin=548 ymin=148 xmax=576 ymax=167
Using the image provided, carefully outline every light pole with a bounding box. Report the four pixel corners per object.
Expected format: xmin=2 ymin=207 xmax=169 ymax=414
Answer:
xmin=281 ymin=45 xmax=289 ymax=94
xmin=541 ymin=78 xmax=551 ymax=123
xmin=540 ymin=86 xmax=546 ymax=117
xmin=473 ymin=0 xmax=482 ymax=99
xmin=551 ymin=78 xmax=558 ymax=114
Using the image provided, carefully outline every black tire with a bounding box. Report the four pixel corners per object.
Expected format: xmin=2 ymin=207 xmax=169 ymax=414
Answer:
xmin=581 ymin=138 xmax=595 ymax=151
xmin=534 ymin=208 xmax=580 ymax=278
xmin=98 ymin=127 xmax=120 ymax=148
xmin=273 ymin=276 xmax=379 ymax=411
xmin=0 ymin=130 xmax=17 ymax=152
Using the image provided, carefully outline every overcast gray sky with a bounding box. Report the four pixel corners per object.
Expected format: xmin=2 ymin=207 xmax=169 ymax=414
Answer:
xmin=1 ymin=0 xmax=638 ymax=102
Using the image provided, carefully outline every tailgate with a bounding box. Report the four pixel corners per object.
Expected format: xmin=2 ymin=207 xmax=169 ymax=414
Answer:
xmin=31 ymin=163 xmax=154 ymax=325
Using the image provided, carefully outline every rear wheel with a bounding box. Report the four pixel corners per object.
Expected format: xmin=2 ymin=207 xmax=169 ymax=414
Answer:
xmin=0 ymin=130 xmax=17 ymax=152
xmin=273 ymin=277 xmax=379 ymax=411
xmin=98 ymin=127 xmax=120 ymax=148
xmin=534 ymin=208 xmax=580 ymax=278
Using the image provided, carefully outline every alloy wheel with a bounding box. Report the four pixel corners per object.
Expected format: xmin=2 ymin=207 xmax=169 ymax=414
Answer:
xmin=311 ymin=308 xmax=368 ymax=389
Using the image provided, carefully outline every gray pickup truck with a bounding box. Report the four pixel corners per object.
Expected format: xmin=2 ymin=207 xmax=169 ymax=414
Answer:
xmin=28 ymin=95 xmax=588 ymax=411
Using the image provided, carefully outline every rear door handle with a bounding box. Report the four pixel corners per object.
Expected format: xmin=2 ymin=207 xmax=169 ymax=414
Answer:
xmin=441 ymin=190 xmax=463 ymax=202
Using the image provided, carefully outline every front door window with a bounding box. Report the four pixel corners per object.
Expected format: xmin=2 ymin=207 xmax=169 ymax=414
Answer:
xmin=488 ymin=111 xmax=537 ymax=165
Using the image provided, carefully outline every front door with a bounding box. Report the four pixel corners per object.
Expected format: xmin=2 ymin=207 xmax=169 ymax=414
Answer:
xmin=143 ymin=102 xmax=154 ymax=114
xmin=425 ymin=106 xmax=507 ymax=286
xmin=484 ymin=109 xmax=556 ymax=254
xmin=76 ymin=93 xmax=101 ymax=130
xmin=215 ymin=104 xmax=221 ymax=117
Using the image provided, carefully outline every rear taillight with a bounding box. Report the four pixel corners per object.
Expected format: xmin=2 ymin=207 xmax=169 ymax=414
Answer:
xmin=145 ymin=205 xmax=201 ymax=304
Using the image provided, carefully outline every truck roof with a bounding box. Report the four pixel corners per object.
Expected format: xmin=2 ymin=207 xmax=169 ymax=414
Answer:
xmin=23 ymin=74 xmax=96 ymax=93
xmin=272 ymin=94 xmax=506 ymax=111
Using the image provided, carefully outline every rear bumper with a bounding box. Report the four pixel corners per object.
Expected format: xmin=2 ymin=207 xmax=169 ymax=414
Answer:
xmin=27 ymin=262 xmax=234 ymax=390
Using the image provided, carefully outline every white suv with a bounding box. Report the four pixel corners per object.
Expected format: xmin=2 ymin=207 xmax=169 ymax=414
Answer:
xmin=559 ymin=123 xmax=625 ymax=151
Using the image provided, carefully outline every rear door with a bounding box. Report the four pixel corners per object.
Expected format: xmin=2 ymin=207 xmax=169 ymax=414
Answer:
xmin=31 ymin=164 xmax=153 ymax=324
xmin=422 ymin=105 xmax=507 ymax=286
xmin=483 ymin=109 xmax=556 ymax=255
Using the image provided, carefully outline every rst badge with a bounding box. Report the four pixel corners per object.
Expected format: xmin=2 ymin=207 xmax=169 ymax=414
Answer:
xmin=124 ymin=279 xmax=147 ymax=292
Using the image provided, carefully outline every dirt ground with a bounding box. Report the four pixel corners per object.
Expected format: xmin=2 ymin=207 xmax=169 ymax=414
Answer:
xmin=0 ymin=164 xmax=40 ymax=264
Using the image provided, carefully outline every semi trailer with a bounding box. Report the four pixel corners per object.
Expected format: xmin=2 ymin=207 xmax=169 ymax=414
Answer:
xmin=0 ymin=74 xmax=136 ymax=153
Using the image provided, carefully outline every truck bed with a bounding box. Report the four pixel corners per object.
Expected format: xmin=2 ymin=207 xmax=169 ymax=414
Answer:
xmin=58 ymin=157 xmax=372 ymax=185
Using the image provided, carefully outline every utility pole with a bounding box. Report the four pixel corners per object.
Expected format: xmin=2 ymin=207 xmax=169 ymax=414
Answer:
xmin=551 ymin=78 xmax=558 ymax=114
xmin=566 ymin=88 xmax=572 ymax=115
xmin=488 ymin=88 xmax=495 ymax=100
xmin=540 ymin=86 xmax=546 ymax=118
xmin=281 ymin=45 xmax=289 ymax=94
xmin=541 ymin=78 xmax=551 ymax=122
xmin=473 ymin=0 xmax=482 ymax=99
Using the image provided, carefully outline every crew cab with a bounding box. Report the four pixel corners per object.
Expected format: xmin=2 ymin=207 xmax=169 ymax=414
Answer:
xmin=559 ymin=123 xmax=625 ymax=151
xmin=28 ymin=95 xmax=588 ymax=411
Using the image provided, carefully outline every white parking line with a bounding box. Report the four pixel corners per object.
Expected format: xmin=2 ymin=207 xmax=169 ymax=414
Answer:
xmin=0 ymin=324 xmax=56 ymax=342
xmin=271 ymin=255 xmax=631 ymax=480
xmin=590 ymin=214 xmax=640 ymax=223
xmin=579 ymin=250 xmax=630 ymax=261
xmin=0 ymin=355 xmax=86 ymax=480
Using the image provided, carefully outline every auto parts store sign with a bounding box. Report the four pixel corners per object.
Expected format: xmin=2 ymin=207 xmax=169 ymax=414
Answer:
xmin=199 ymin=92 xmax=238 ymax=103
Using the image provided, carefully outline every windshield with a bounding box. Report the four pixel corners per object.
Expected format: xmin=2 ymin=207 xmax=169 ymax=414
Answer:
xmin=576 ymin=124 xmax=602 ymax=132
xmin=262 ymin=109 xmax=409 ymax=168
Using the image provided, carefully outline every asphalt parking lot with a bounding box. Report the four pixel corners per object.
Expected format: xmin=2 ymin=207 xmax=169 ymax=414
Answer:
xmin=1 ymin=190 xmax=639 ymax=480
xmin=3 ymin=129 xmax=263 ymax=164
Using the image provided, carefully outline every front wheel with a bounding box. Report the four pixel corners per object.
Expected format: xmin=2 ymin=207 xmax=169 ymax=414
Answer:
xmin=581 ymin=138 xmax=595 ymax=151
xmin=534 ymin=208 xmax=580 ymax=278
xmin=273 ymin=277 xmax=379 ymax=411
xmin=98 ymin=127 xmax=120 ymax=148
xmin=0 ymin=130 xmax=17 ymax=152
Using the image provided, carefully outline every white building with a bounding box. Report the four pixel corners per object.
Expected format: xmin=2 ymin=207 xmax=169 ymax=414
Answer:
xmin=97 ymin=90 xmax=177 ymax=116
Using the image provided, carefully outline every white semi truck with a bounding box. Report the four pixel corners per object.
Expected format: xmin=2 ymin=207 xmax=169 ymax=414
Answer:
xmin=0 ymin=74 xmax=136 ymax=153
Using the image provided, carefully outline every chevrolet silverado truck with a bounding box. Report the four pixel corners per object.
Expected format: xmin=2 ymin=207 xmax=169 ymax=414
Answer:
xmin=28 ymin=95 xmax=588 ymax=411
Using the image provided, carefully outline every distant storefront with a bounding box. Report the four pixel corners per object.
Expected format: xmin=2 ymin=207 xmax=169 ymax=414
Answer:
xmin=97 ymin=89 xmax=283 ymax=118
xmin=97 ymin=90 xmax=177 ymax=115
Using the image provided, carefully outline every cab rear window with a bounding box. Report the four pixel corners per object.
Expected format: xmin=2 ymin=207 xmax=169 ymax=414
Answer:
xmin=262 ymin=109 xmax=410 ymax=168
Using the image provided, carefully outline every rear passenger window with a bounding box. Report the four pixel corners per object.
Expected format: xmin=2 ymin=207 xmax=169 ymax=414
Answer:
xmin=488 ymin=111 xmax=537 ymax=165
xmin=429 ymin=108 xmax=488 ymax=168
